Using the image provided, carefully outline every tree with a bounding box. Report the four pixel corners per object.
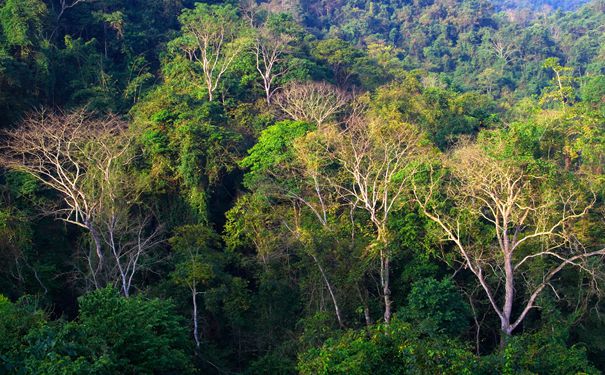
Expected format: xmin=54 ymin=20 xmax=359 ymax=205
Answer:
xmin=274 ymin=81 xmax=350 ymax=126
xmin=298 ymin=104 xmax=430 ymax=323
xmin=238 ymin=120 xmax=348 ymax=328
xmin=17 ymin=288 xmax=193 ymax=374
xmin=311 ymin=38 xmax=363 ymax=86
xmin=173 ymin=3 xmax=248 ymax=101
xmin=0 ymin=0 xmax=47 ymax=56
xmin=414 ymin=141 xmax=603 ymax=345
xmin=0 ymin=109 xmax=161 ymax=295
xmin=170 ymin=224 xmax=220 ymax=348
xmin=50 ymin=0 xmax=90 ymax=39
xmin=541 ymin=58 xmax=575 ymax=107
xmin=251 ymin=13 xmax=296 ymax=104
xmin=297 ymin=317 xmax=480 ymax=375
xmin=403 ymin=278 xmax=471 ymax=337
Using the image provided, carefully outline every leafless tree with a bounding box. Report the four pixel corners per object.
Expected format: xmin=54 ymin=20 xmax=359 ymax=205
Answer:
xmin=252 ymin=27 xmax=293 ymax=104
xmin=0 ymin=109 xmax=162 ymax=295
xmin=51 ymin=0 xmax=90 ymax=39
xmin=274 ymin=81 xmax=350 ymax=126
xmin=489 ymin=36 xmax=519 ymax=67
xmin=414 ymin=143 xmax=603 ymax=346
xmin=240 ymin=0 xmax=259 ymax=26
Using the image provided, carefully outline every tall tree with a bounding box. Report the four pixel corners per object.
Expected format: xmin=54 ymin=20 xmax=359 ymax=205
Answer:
xmin=0 ymin=109 xmax=161 ymax=295
xmin=414 ymin=141 xmax=603 ymax=345
xmin=252 ymin=16 xmax=294 ymax=104
xmin=172 ymin=3 xmax=248 ymax=101
xmin=298 ymin=102 xmax=430 ymax=323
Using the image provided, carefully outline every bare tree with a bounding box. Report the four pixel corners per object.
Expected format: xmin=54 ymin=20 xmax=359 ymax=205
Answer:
xmin=176 ymin=4 xmax=248 ymax=101
xmin=240 ymin=0 xmax=259 ymax=26
xmin=51 ymin=0 xmax=88 ymax=33
xmin=0 ymin=109 xmax=161 ymax=295
xmin=99 ymin=208 xmax=164 ymax=297
xmin=489 ymin=35 xmax=519 ymax=68
xmin=274 ymin=81 xmax=350 ymax=126
xmin=302 ymin=109 xmax=428 ymax=323
xmin=414 ymin=143 xmax=603 ymax=345
xmin=252 ymin=26 xmax=293 ymax=104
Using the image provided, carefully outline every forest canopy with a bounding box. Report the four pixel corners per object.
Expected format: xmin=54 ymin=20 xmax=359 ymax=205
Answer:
xmin=1 ymin=0 xmax=605 ymax=373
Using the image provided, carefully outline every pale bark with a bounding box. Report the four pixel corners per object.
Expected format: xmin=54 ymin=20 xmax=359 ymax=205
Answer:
xmin=179 ymin=11 xmax=245 ymax=101
xmin=0 ymin=109 xmax=162 ymax=294
xmin=304 ymin=111 xmax=426 ymax=324
xmin=252 ymin=28 xmax=292 ymax=104
xmin=192 ymin=283 xmax=200 ymax=348
xmin=414 ymin=144 xmax=600 ymax=343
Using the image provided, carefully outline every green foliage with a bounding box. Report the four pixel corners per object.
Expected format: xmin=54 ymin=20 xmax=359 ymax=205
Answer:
xmin=1 ymin=0 xmax=605 ymax=373
xmin=74 ymin=287 xmax=192 ymax=374
xmin=10 ymin=288 xmax=193 ymax=375
xmin=297 ymin=318 xmax=480 ymax=375
xmin=170 ymin=224 xmax=221 ymax=289
xmin=402 ymin=278 xmax=471 ymax=337
xmin=0 ymin=0 xmax=47 ymax=51
xmin=240 ymin=120 xmax=315 ymax=187
xmin=487 ymin=327 xmax=599 ymax=375
xmin=0 ymin=295 xmax=45 ymax=372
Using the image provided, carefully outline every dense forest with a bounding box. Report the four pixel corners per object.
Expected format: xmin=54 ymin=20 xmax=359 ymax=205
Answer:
xmin=0 ymin=0 xmax=604 ymax=373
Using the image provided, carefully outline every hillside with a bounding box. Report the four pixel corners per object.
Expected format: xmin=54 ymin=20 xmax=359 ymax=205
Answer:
xmin=494 ymin=0 xmax=590 ymax=10
xmin=1 ymin=0 xmax=605 ymax=374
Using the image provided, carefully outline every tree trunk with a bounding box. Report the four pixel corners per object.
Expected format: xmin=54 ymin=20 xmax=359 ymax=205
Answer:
xmin=500 ymin=252 xmax=515 ymax=349
xmin=85 ymin=220 xmax=103 ymax=263
xmin=500 ymin=324 xmax=513 ymax=349
xmin=192 ymin=283 xmax=200 ymax=348
xmin=357 ymin=285 xmax=372 ymax=328
xmin=311 ymin=254 xmax=345 ymax=328
xmin=381 ymin=251 xmax=392 ymax=324
xmin=208 ymin=88 xmax=214 ymax=102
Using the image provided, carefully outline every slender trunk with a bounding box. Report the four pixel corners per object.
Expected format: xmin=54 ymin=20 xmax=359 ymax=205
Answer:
xmin=468 ymin=294 xmax=481 ymax=355
xmin=376 ymin=226 xmax=392 ymax=324
xmin=311 ymin=254 xmax=345 ymax=328
xmin=265 ymin=83 xmax=272 ymax=104
xmin=85 ymin=220 xmax=104 ymax=288
xmin=192 ymin=283 xmax=200 ymax=348
xmin=381 ymin=251 xmax=392 ymax=324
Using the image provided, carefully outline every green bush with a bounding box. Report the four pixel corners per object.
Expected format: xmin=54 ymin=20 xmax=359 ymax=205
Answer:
xmin=297 ymin=318 xmax=480 ymax=375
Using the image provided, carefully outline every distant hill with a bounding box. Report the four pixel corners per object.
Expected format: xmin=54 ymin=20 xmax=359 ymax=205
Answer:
xmin=493 ymin=0 xmax=591 ymax=11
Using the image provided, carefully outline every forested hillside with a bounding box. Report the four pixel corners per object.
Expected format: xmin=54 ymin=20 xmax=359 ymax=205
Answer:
xmin=494 ymin=0 xmax=589 ymax=11
xmin=1 ymin=0 xmax=605 ymax=373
